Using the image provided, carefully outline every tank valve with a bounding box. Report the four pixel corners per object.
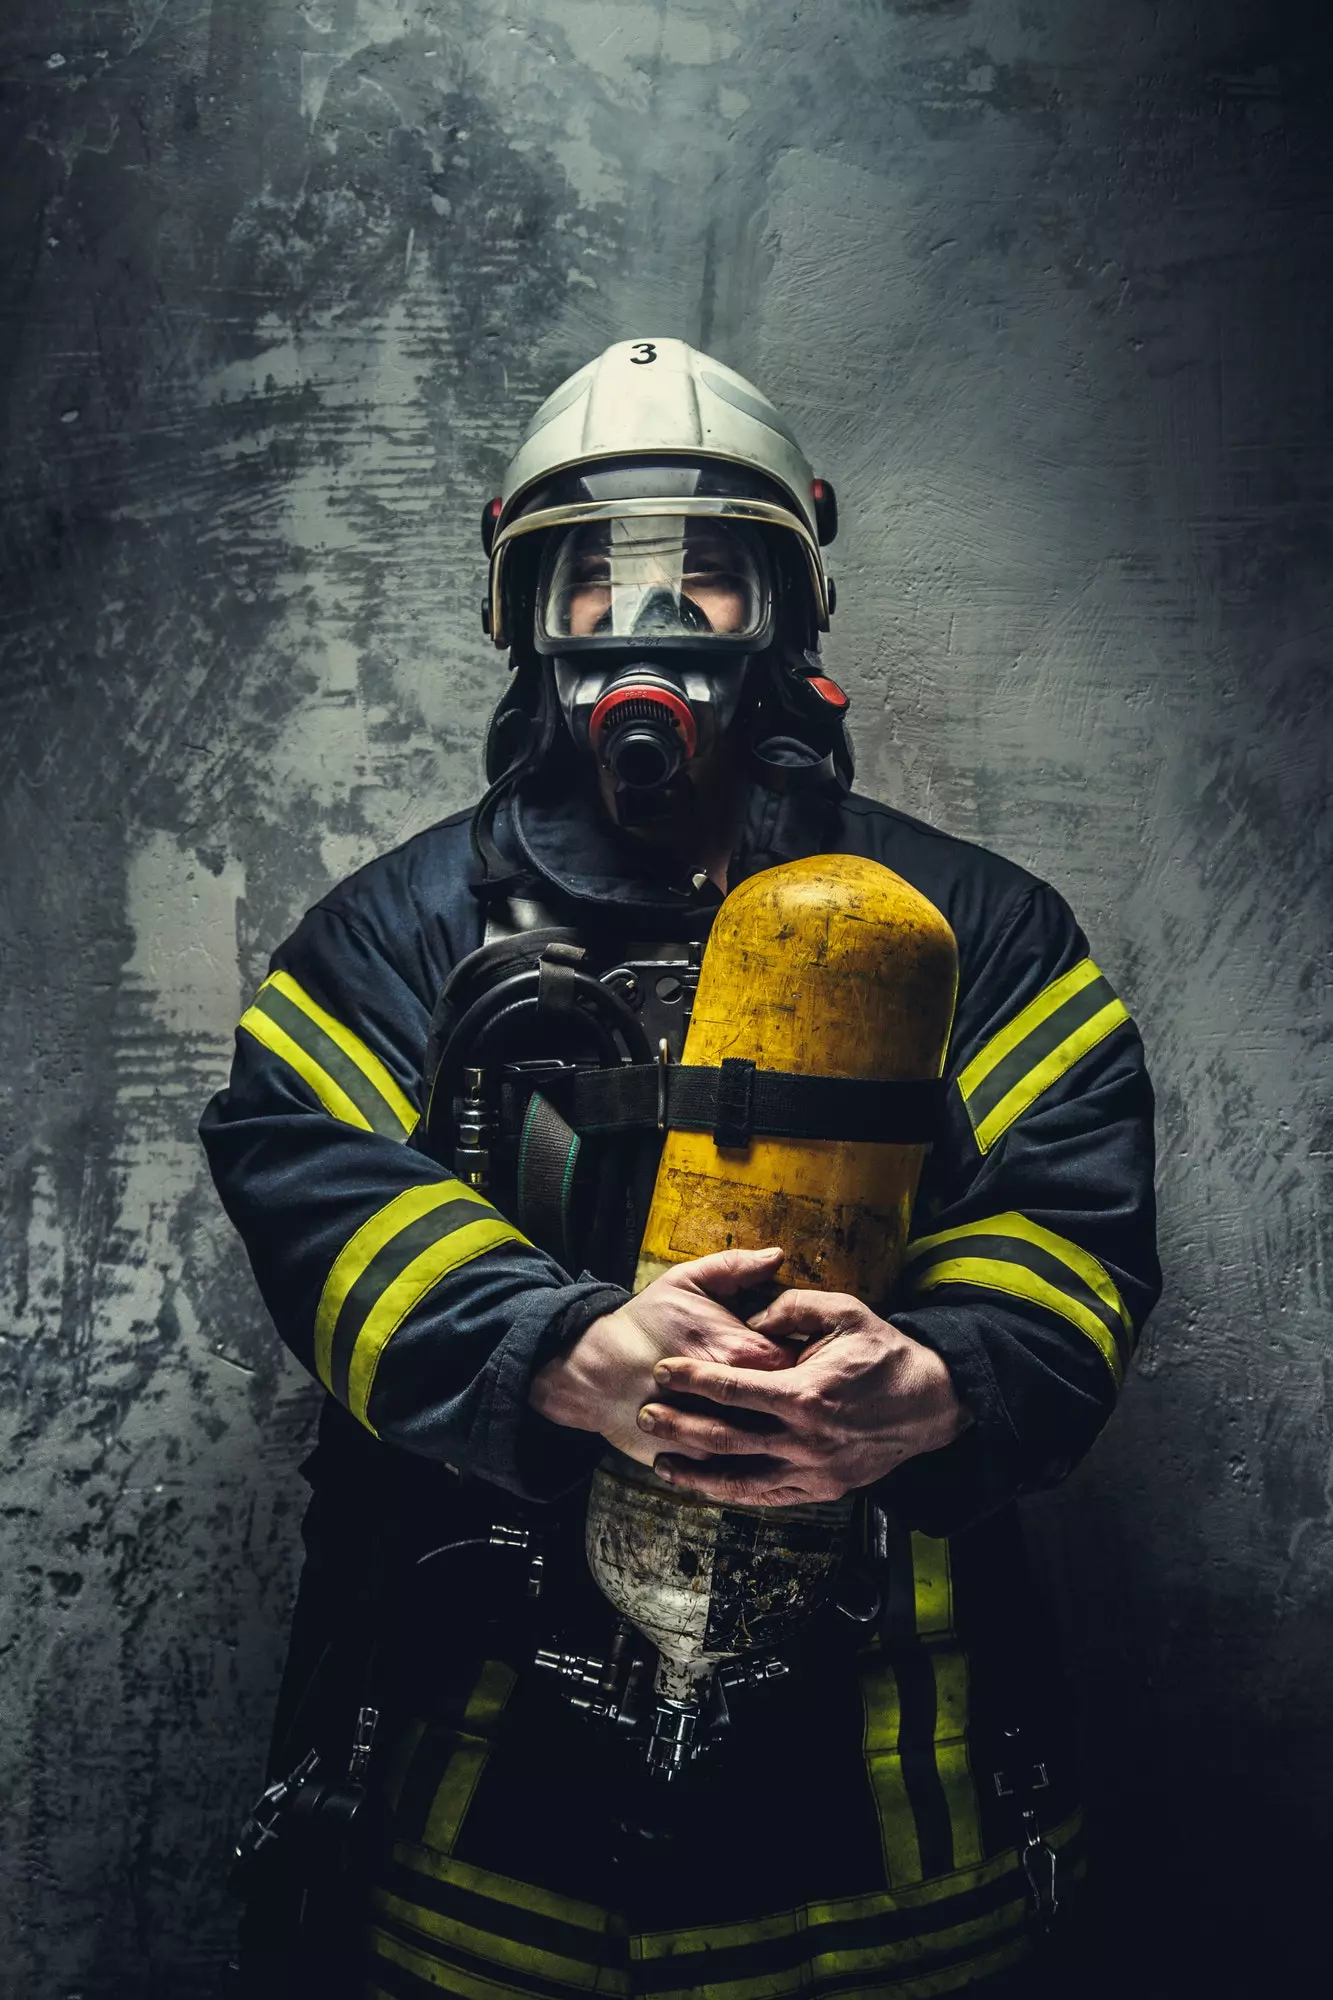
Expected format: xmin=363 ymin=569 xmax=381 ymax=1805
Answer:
xmin=646 ymin=1698 xmax=699 ymax=1781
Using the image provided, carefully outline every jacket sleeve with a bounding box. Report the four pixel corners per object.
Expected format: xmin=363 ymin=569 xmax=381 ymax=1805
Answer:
xmin=883 ymin=878 xmax=1161 ymax=1535
xmin=198 ymin=898 xmax=625 ymax=1501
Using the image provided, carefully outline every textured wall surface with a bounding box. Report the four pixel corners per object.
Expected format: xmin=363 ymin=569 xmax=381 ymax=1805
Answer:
xmin=1 ymin=2 xmax=1329 ymax=1993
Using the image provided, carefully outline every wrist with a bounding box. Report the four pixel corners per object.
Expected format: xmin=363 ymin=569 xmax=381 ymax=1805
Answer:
xmin=905 ymin=1340 xmax=974 ymax=1450
xmin=535 ymin=1310 xmax=611 ymax=1398
xmin=527 ymin=1284 xmax=630 ymax=1425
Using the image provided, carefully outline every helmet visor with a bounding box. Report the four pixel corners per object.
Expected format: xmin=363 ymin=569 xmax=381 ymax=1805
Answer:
xmin=535 ymin=515 xmax=770 ymax=651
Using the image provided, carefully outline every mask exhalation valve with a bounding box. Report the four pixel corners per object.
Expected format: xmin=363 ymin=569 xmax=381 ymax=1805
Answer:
xmin=589 ymin=683 xmax=699 ymax=791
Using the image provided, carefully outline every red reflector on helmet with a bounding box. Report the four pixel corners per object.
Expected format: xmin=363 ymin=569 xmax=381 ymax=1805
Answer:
xmin=481 ymin=497 xmax=504 ymax=556
xmin=808 ymin=675 xmax=848 ymax=710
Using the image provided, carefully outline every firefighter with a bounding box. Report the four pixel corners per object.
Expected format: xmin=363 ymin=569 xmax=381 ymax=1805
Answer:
xmin=201 ymin=338 xmax=1160 ymax=1996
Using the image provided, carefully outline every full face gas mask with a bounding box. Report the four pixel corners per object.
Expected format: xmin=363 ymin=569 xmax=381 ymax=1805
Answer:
xmin=534 ymin=513 xmax=773 ymax=825
xmin=476 ymin=338 xmax=847 ymax=848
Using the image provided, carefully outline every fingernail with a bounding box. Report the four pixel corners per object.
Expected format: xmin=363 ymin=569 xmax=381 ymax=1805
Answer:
xmin=655 ymin=1462 xmax=674 ymax=1485
xmin=638 ymin=1409 xmax=656 ymax=1432
xmin=653 ymin=1362 xmax=672 ymax=1385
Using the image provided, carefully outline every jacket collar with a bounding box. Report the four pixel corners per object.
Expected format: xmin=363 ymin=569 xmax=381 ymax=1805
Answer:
xmin=500 ymin=762 xmax=845 ymax=923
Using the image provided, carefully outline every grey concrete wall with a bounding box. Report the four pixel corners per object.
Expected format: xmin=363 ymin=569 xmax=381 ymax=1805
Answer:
xmin=0 ymin=1 xmax=1328 ymax=1992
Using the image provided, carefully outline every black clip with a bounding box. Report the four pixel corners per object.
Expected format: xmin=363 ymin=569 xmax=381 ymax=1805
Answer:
xmin=713 ymin=1057 xmax=756 ymax=1149
xmin=1018 ymin=1819 xmax=1060 ymax=1928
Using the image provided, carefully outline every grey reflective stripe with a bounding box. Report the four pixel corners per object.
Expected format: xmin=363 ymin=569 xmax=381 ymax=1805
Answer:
xmin=326 ymin=1198 xmax=491 ymax=1407
xmin=963 ymin=972 xmax=1119 ymax=1132
xmin=956 ymin=957 xmax=1130 ymax=1155
xmin=908 ymin=1231 xmax=1128 ymax=1364
xmin=250 ymin=983 xmax=407 ymax=1137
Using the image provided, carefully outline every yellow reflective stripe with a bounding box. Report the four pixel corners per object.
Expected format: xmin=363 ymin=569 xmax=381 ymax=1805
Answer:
xmin=239 ymin=969 xmax=417 ymax=1136
xmin=932 ymin=1650 xmax=983 ymax=1875
xmin=456 ymin=1817 xmax=1088 ymax=2000
xmin=379 ymin=1807 xmax=1084 ymax=2000
xmin=635 ymin=1903 xmax=795 ymax=1961
xmin=264 ymin=969 xmax=417 ymax=1132
xmin=422 ymin=1661 xmax=517 ymax=1856
xmin=370 ymin=1886 xmax=629 ymax=1995
xmin=955 ymin=956 xmax=1131 ymax=1155
xmin=905 ymin=1211 xmax=1132 ymax=1339
xmin=858 ymin=1660 xmax=924 ymax=1888
xmin=903 ymin=1211 xmax=1131 ymax=1387
xmin=369 ymin=1920 xmax=562 ymax=2000
xmin=973 ymin=994 xmax=1129 ymax=1152
xmin=911 ymin=1533 xmax=953 ymax=1639
xmin=957 ymin=957 xmax=1103 ymax=1101
xmin=906 ymin=1537 xmax=985 ymax=1884
xmin=800 ymin=1808 xmax=1084 ymax=1925
xmin=392 ymin=1843 xmax=621 ymax=1934
xmin=383 ymin=1718 xmax=428 ymax=1817
xmin=638 ymin=1931 xmax=1029 ymax=2000
xmin=350 ymin=1216 xmax=528 ymax=1430
xmin=909 ymin=1255 xmax=1123 ymax=1389
xmin=313 ymin=1181 xmax=494 ymax=1391
xmin=633 ymin=1820 xmax=1087 ymax=1995
xmin=238 ymin=1000 xmax=374 ymax=1130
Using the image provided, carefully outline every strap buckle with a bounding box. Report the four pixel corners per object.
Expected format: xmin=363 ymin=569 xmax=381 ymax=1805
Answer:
xmin=656 ymin=1038 xmax=670 ymax=1132
xmin=992 ymin=1727 xmax=1060 ymax=1932
xmin=347 ymin=1704 xmax=379 ymax=1785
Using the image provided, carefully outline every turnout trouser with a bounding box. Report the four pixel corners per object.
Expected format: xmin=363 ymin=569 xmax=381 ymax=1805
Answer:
xmin=354 ymin=1528 xmax=1082 ymax=2000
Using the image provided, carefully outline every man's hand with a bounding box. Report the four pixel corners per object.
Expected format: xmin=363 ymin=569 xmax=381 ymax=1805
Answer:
xmin=529 ymin=1246 xmax=795 ymax=1464
xmin=636 ymin=1288 xmax=973 ymax=1506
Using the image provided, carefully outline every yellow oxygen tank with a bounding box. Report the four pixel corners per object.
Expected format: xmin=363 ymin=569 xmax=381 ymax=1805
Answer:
xmin=584 ymin=854 xmax=959 ymax=1776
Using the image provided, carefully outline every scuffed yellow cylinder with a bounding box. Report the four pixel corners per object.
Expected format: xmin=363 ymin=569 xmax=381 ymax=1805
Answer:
xmin=635 ymin=853 xmax=958 ymax=1302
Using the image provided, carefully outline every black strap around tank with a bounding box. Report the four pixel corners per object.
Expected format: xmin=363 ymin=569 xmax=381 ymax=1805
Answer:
xmin=498 ymin=1060 xmax=944 ymax=1149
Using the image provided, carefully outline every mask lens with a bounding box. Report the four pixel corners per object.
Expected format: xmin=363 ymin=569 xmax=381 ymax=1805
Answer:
xmin=537 ymin=515 xmax=768 ymax=647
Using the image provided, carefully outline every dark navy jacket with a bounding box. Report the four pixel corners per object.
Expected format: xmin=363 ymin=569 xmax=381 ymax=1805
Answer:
xmin=199 ymin=766 xmax=1160 ymax=1539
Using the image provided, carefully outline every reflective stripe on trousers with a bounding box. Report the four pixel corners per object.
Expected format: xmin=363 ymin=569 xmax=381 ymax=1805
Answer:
xmin=359 ymin=1531 xmax=1083 ymax=1999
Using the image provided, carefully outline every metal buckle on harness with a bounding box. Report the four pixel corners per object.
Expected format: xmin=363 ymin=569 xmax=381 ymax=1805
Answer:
xmin=347 ymin=1705 xmax=379 ymax=1786
xmin=1018 ymin=1818 xmax=1059 ymax=1927
xmin=993 ymin=1727 xmax=1059 ymax=1930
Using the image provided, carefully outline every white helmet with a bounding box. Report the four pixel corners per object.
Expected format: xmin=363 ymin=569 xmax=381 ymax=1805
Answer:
xmin=481 ymin=337 xmax=837 ymax=651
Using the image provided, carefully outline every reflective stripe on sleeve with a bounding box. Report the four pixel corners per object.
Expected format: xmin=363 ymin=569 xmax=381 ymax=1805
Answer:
xmin=902 ymin=1211 xmax=1132 ymax=1388
xmin=238 ymin=970 xmax=417 ymax=1137
xmin=957 ymin=957 xmax=1129 ymax=1153
xmin=313 ymin=1181 xmax=530 ymax=1428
